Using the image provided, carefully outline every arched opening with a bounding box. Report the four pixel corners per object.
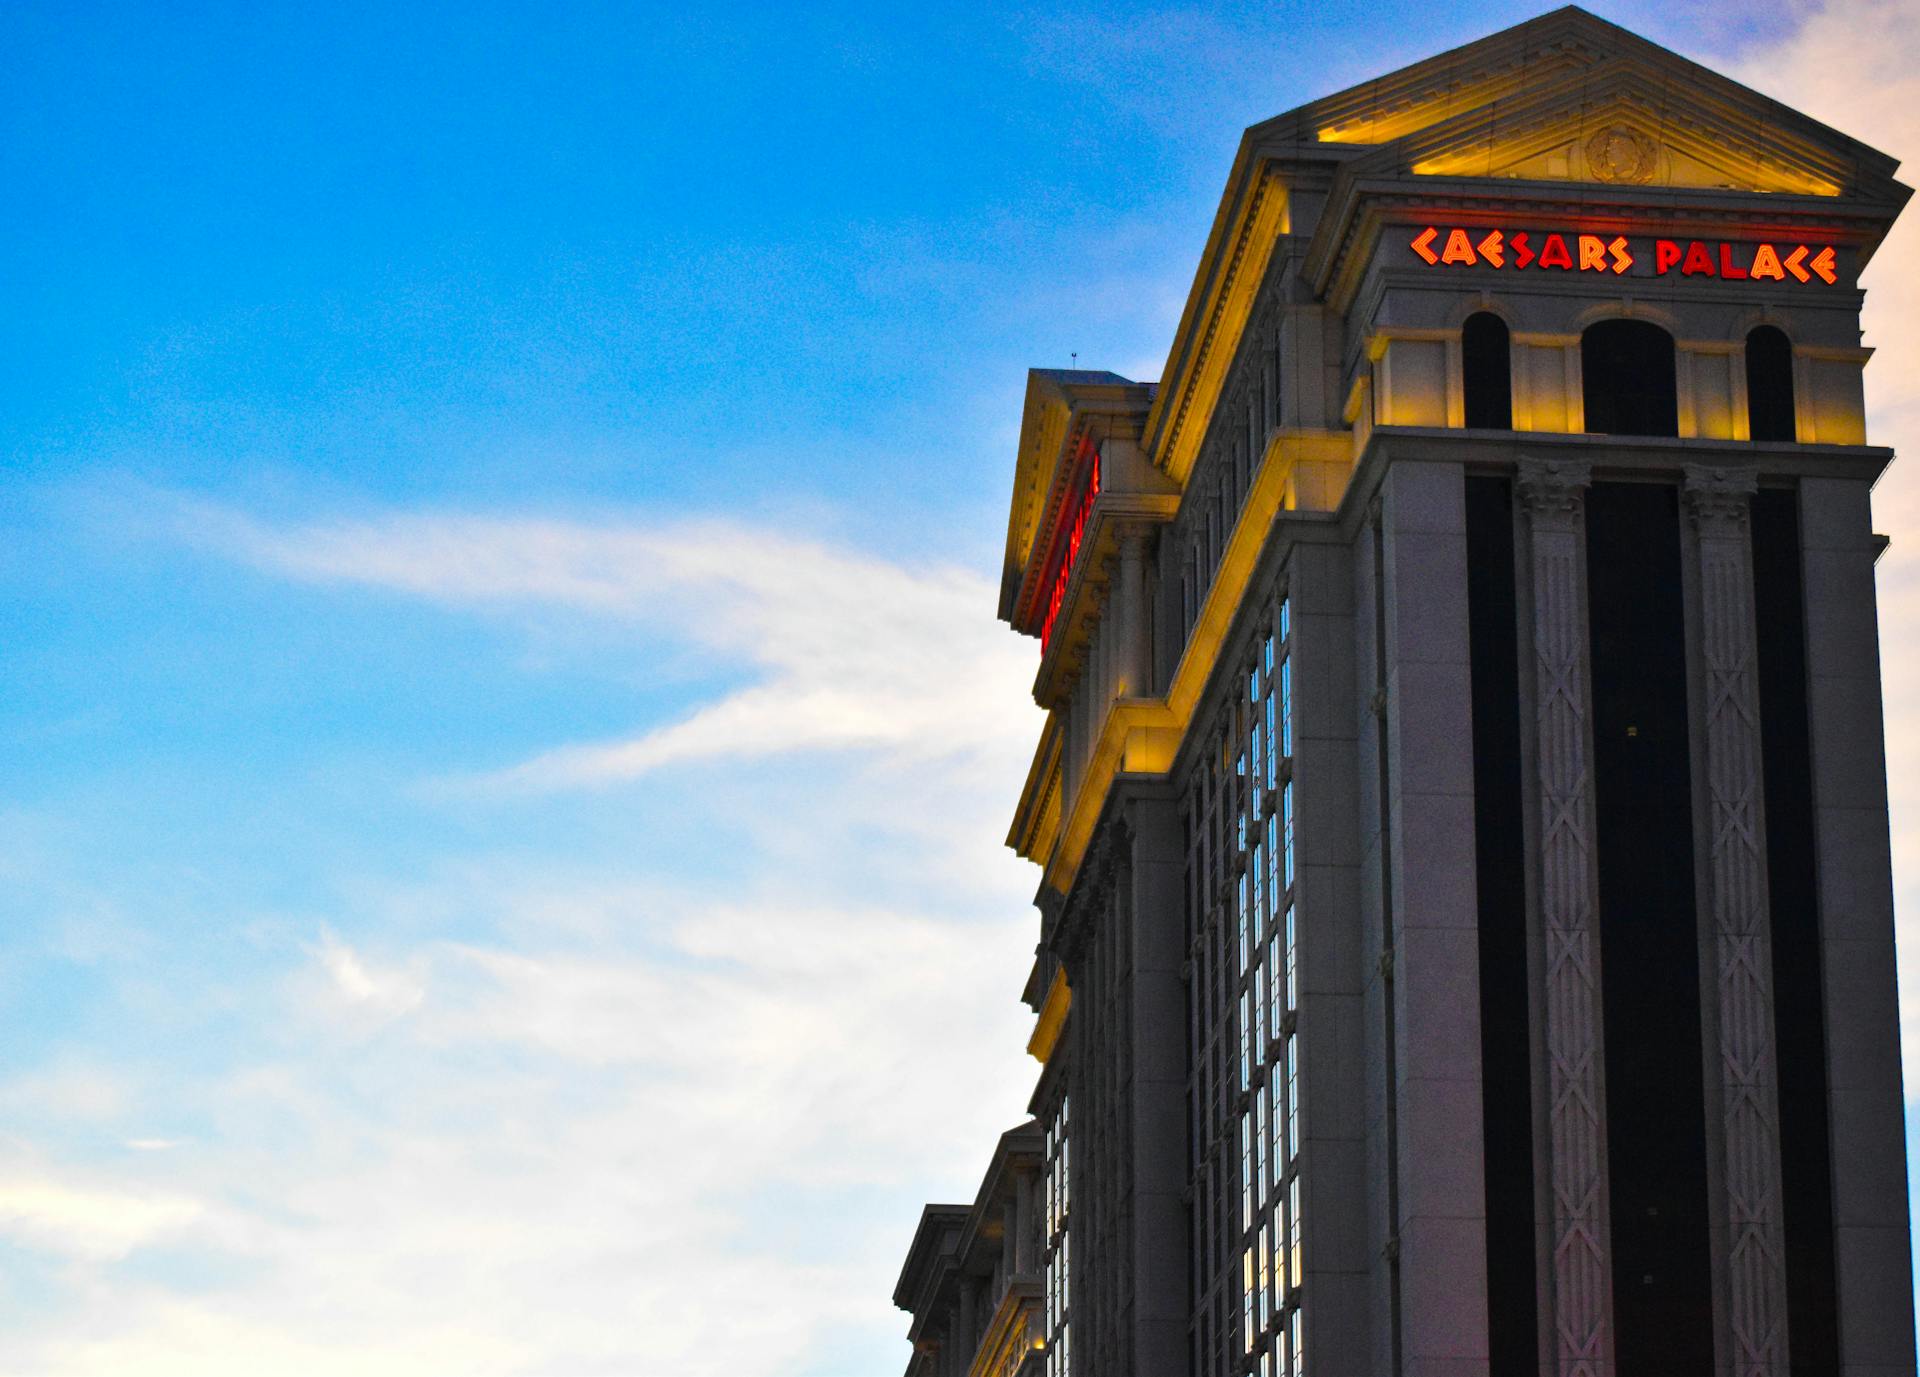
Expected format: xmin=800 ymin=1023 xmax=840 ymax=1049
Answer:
xmin=1462 ymin=312 xmax=1513 ymax=429
xmin=1746 ymin=325 xmax=1797 ymax=442
xmin=1582 ymin=319 xmax=1678 ymax=437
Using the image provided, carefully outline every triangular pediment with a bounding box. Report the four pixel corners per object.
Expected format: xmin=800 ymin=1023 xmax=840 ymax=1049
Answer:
xmin=1357 ymin=58 xmax=1876 ymax=199
xmin=998 ymin=370 xmax=1151 ymax=626
xmin=1466 ymin=129 xmax=1796 ymax=195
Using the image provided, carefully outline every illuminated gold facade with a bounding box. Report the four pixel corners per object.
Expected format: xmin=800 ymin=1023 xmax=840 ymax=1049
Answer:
xmin=896 ymin=10 xmax=1913 ymax=1376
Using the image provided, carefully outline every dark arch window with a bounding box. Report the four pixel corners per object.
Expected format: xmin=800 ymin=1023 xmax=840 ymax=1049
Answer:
xmin=1582 ymin=318 xmax=1678 ymax=437
xmin=1746 ymin=325 xmax=1797 ymax=442
xmin=1462 ymin=312 xmax=1512 ymax=429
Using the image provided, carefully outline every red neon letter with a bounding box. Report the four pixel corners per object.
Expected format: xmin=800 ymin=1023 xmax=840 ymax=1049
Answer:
xmin=1750 ymin=243 xmax=1786 ymax=280
xmin=1719 ymin=243 xmax=1749 ymax=280
xmin=1411 ymin=227 xmax=1440 ymax=264
xmin=1784 ymin=245 xmax=1811 ymax=283
xmin=1681 ymin=240 xmax=1717 ymax=276
xmin=1511 ymin=232 xmax=1535 ymax=269
xmin=1654 ymin=239 xmax=1683 ymax=274
xmin=1809 ymin=246 xmax=1838 ymax=285
xmin=1608 ymin=236 xmax=1633 ymax=274
xmin=1577 ymin=234 xmax=1607 ymax=272
xmin=1441 ymin=229 xmax=1477 ymax=265
xmin=1477 ymin=230 xmax=1506 ymax=268
xmin=1537 ymin=233 xmax=1574 ymax=270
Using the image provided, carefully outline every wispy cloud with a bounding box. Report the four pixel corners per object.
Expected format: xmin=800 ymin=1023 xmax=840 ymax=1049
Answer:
xmin=176 ymin=501 xmax=1039 ymax=791
xmin=0 ymin=493 xmax=1044 ymax=1375
xmin=0 ymin=1174 xmax=201 ymax=1263
xmin=0 ymin=881 xmax=1037 ymax=1375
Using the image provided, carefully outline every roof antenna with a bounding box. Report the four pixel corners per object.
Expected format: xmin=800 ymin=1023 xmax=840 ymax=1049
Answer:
xmin=1070 ymin=352 xmax=1078 ymax=368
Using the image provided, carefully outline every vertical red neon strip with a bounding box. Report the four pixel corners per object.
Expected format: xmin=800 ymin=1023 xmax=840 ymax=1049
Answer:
xmin=1040 ymin=442 xmax=1103 ymax=653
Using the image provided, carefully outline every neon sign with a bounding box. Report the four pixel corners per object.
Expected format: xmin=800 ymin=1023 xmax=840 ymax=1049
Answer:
xmin=1410 ymin=227 xmax=1839 ymax=284
xmin=1039 ymin=435 xmax=1102 ymax=653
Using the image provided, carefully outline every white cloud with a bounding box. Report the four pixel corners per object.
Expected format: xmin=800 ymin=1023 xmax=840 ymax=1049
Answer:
xmin=310 ymin=926 xmax=426 ymax=1021
xmin=0 ymin=1176 xmax=200 ymax=1263
xmin=0 ymin=499 xmax=1045 ymax=1376
xmin=0 ymin=883 xmax=1036 ymax=1376
xmin=178 ymin=503 xmax=1040 ymax=792
xmin=0 ymin=1064 xmax=132 ymax=1126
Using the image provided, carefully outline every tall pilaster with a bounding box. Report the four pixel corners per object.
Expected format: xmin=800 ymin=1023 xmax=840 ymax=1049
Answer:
xmin=1116 ymin=526 xmax=1154 ymax=697
xmin=1685 ymin=465 xmax=1791 ymax=1377
xmin=1517 ymin=457 xmax=1613 ymax=1377
xmin=1798 ymin=477 xmax=1917 ymax=1373
xmin=1379 ymin=460 xmax=1488 ymax=1377
xmin=1127 ymin=793 xmax=1191 ymax=1377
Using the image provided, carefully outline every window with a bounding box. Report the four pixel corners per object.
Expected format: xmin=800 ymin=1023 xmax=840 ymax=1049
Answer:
xmin=1746 ymin=324 xmax=1797 ymax=442
xmin=1582 ymin=318 xmax=1678 ymax=437
xmin=1582 ymin=318 xmax=1674 ymax=435
xmin=1462 ymin=312 xmax=1513 ymax=429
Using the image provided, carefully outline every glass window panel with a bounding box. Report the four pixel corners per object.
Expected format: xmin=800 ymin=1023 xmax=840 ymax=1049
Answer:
xmin=1281 ymin=657 xmax=1293 ymax=756
xmin=1283 ymin=782 xmax=1295 ymax=890
xmin=1265 ymin=814 xmax=1279 ymax=915
xmin=1266 ymin=694 xmax=1278 ymax=789
xmin=1287 ymin=1035 xmax=1299 ymax=1162
xmin=1268 ymin=932 xmax=1281 ymax=1032
xmin=1244 ymin=1247 xmax=1256 ymax=1349
xmin=1288 ymin=1177 xmax=1302 ymax=1289
xmin=1286 ymin=904 xmax=1297 ymax=1015
xmin=1240 ymin=991 xmax=1251 ymax=1092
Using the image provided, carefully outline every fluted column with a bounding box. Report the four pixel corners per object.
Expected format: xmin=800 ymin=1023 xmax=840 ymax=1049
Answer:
xmin=1684 ymin=464 xmax=1791 ymax=1377
xmin=1518 ymin=457 xmax=1613 ymax=1377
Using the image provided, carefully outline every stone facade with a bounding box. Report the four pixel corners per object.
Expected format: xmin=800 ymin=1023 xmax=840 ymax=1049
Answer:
xmin=895 ymin=9 xmax=1915 ymax=1376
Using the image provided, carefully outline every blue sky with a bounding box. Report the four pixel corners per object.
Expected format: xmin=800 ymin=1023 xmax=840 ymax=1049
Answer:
xmin=3 ymin=2 xmax=1919 ymax=1373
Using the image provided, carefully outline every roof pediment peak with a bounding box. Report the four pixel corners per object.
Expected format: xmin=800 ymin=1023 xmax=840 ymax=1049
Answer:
xmin=1266 ymin=10 xmax=1899 ymax=196
xmin=1337 ymin=53 xmax=1898 ymax=199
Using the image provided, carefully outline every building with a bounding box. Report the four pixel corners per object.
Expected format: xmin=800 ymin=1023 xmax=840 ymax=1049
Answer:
xmin=893 ymin=9 xmax=1915 ymax=1376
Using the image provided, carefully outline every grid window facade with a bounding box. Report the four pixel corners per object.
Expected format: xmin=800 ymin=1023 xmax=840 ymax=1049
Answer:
xmin=1044 ymin=1093 xmax=1072 ymax=1377
xmin=1187 ymin=588 xmax=1300 ymax=1377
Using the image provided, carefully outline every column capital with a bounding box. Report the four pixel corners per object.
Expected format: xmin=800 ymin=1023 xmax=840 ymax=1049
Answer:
xmin=1683 ymin=464 xmax=1759 ymax=531
xmin=1517 ymin=457 xmax=1593 ymax=526
xmin=1114 ymin=522 xmax=1156 ymax=558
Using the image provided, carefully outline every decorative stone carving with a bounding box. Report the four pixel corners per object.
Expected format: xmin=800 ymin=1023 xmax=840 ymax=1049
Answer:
xmin=1684 ymin=464 xmax=1791 ymax=1377
xmin=1518 ymin=457 xmax=1614 ymax=1377
xmin=1586 ymin=125 xmax=1658 ymax=183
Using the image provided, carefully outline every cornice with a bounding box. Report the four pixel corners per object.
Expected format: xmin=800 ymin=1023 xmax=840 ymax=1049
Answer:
xmin=1025 ymin=968 xmax=1071 ymax=1064
xmin=1141 ymin=165 xmax=1291 ymax=485
xmin=1006 ymin=712 xmax=1063 ymax=862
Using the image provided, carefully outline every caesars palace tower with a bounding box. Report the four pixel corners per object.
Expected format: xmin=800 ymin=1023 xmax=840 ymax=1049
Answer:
xmin=892 ymin=9 xmax=1916 ymax=1377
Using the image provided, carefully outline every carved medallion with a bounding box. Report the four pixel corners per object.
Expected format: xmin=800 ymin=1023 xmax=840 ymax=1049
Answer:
xmin=1586 ymin=124 xmax=1657 ymax=184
